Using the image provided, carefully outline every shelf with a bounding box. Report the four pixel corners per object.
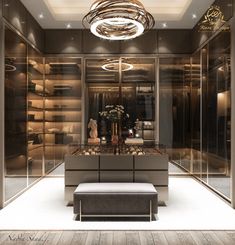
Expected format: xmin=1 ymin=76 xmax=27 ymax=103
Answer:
xmin=28 ymin=144 xmax=43 ymax=151
xmin=28 ymin=132 xmax=43 ymax=135
xmin=45 ymin=132 xmax=80 ymax=135
xmin=28 ymin=91 xmax=45 ymax=97
xmin=45 ymin=108 xmax=81 ymax=112
xmin=45 ymin=96 xmax=81 ymax=100
xmin=45 ymin=120 xmax=81 ymax=123
xmin=28 ymin=120 xmax=44 ymax=123
xmin=28 ymin=107 xmax=43 ymax=111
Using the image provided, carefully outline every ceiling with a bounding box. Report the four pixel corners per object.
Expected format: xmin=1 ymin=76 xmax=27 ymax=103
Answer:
xmin=20 ymin=0 xmax=215 ymax=29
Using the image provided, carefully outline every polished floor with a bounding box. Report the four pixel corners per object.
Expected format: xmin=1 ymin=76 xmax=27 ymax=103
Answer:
xmin=0 ymin=175 xmax=235 ymax=230
xmin=1 ymin=230 xmax=235 ymax=244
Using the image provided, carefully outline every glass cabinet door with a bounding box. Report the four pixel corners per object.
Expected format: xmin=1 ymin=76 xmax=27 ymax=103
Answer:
xmin=85 ymin=58 xmax=156 ymax=143
xmin=86 ymin=58 xmax=120 ymax=141
xmin=207 ymin=31 xmax=231 ymax=198
xmin=44 ymin=57 xmax=82 ymax=174
xmin=159 ymin=57 xmax=191 ymax=170
xmin=4 ymin=27 xmax=27 ymax=201
xmin=121 ymin=58 xmax=156 ymax=143
xmin=27 ymin=46 xmax=44 ymax=184
xmin=191 ymin=51 xmax=202 ymax=178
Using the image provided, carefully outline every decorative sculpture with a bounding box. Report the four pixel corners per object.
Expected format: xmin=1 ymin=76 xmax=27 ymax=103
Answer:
xmin=88 ymin=118 xmax=100 ymax=144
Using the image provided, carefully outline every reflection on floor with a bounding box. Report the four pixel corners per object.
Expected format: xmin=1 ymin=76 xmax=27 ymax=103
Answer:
xmin=48 ymin=163 xmax=64 ymax=176
xmin=168 ymin=162 xmax=186 ymax=174
xmin=1 ymin=176 xmax=235 ymax=230
xmin=5 ymin=162 xmax=64 ymax=201
xmin=170 ymin=161 xmax=231 ymax=199
xmin=5 ymin=177 xmax=41 ymax=201
xmin=5 ymin=178 xmax=27 ymax=201
xmin=207 ymin=177 xmax=230 ymax=198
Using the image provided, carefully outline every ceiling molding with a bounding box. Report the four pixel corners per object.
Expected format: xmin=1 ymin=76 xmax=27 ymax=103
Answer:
xmin=20 ymin=0 xmax=214 ymax=29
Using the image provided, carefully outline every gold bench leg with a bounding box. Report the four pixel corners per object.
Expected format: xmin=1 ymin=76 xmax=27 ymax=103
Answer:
xmin=80 ymin=200 xmax=82 ymax=222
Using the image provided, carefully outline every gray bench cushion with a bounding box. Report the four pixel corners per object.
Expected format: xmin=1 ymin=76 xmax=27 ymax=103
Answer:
xmin=74 ymin=182 xmax=157 ymax=194
xmin=74 ymin=183 xmax=158 ymax=217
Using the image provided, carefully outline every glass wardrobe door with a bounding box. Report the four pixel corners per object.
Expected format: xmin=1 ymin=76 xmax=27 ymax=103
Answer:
xmin=4 ymin=27 xmax=27 ymax=201
xmin=122 ymin=58 xmax=156 ymax=144
xmin=27 ymin=46 xmax=44 ymax=184
xmin=44 ymin=57 xmax=82 ymax=174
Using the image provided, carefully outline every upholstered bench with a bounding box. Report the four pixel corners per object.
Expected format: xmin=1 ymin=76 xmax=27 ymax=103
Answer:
xmin=73 ymin=182 xmax=158 ymax=221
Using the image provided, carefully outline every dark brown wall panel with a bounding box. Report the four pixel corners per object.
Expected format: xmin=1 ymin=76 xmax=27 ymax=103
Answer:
xmin=158 ymin=29 xmax=192 ymax=54
xmin=27 ymin=12 xmax=44 ymax=52
xmin=3 ymin=0 xmax=44 ymax=51
xmin=3 ymin=0 xmax=27 ymax=36
xmin=82 ymin=29 xmax=120 ymax=54
xmin=44 ymin=30 xmax=82 ymax=54
xmin=0 ymin=0 xmax=3 ymax=16
xmin=120 ymin=30 xmax=157 ymax=54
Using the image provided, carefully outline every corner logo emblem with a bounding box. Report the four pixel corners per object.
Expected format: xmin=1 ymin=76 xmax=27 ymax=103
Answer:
xmin=198 ymin=5 xmax=228 ymax=32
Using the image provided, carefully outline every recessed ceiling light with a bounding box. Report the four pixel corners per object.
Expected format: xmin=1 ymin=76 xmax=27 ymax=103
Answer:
xmin=38 ymin=13 xmax=44 ymax=19
xmin=192 ymin=14 xmax=197 ymax=19
xmin=162 ymin=23 xmax=167 ymax=28
xmin=66 ymin=23 xmax=72 ymax=29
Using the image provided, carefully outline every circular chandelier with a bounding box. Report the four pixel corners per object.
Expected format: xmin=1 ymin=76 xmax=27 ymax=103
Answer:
xmin=102 ymin=60 xmax=133 ymax=72
xmin=83 ymin=0 xmax=155 ymax=40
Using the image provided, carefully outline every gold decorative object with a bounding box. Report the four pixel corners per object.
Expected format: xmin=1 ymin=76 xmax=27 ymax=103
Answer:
xmin=83 ymin=0 xmax=155 ymax=40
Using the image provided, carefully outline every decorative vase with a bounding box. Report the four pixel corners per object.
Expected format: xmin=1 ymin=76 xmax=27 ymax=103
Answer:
xmin=111 ymin=122 xmax=118 ymax=144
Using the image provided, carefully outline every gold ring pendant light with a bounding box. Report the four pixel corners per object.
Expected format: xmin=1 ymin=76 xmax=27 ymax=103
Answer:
xmin=83 ymin=0 xmax=155 ymax=40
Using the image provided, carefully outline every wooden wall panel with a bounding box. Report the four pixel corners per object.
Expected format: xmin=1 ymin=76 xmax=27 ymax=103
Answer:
xmin=82 ymin=29 xmax=120 ymax=54
xmin=158 ymin=29 xmax=192 ymax=54
xmin=44 ymin=30 xmax=82 ymax=54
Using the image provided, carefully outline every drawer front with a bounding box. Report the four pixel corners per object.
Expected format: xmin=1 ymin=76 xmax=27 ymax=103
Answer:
xmin=100 ymin=155 xmax=133 ymax=169
xmin=135 ymin=171 xmax=168 ymax=185
xmin=100 ymin=171 xmax=133 ymax=182
xmin=135 ymin=155 xmax=168 ymax=170
xmin=65 ymin=155 xmax=99 ymax=170
xmin=65 ymin=171 xmax=98 ymax=185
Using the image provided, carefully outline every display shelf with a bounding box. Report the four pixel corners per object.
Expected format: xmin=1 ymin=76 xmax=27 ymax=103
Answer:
xmin=44 ymin=108 xmax=81 ymax=112
xmin=45 ymin=144 xmax=74 ymax=146
xmin=28 ymin=107 xmax=43 ymax=111
xmin=28 ymin=120 xmax=44 ymax=123
xmin=44 ymin=120 xmax=81 ymax=123
xmin=28 ymin=91 xmax=44 ymax=98
xmin=28 ymin=144 xmax=43 ymax=151
xmin=44 ymin=96 xmax=81 ymax=100
xmin=45 ymin=133 xmax=81 ymax=135
xmin=28 ymin=132 xmax=43 ymax=135
xmin=44 ymin=57 xmax=82 ymax=173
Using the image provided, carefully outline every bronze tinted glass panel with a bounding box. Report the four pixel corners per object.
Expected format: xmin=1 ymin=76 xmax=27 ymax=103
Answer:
xmin=27 ymin=46 xmax=44 ymax=184
xmin=159 ymin=57 xmax=191 ymax=170
xmin=86 ymin=58 xmax=156 ymax=143
xmin=44 ymin=57 xmax=82 ymax=174
xmin=4 ymin=27 xmax=27 ymax=200
xmin=207 ymin=31 xmax=231 ymax=198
